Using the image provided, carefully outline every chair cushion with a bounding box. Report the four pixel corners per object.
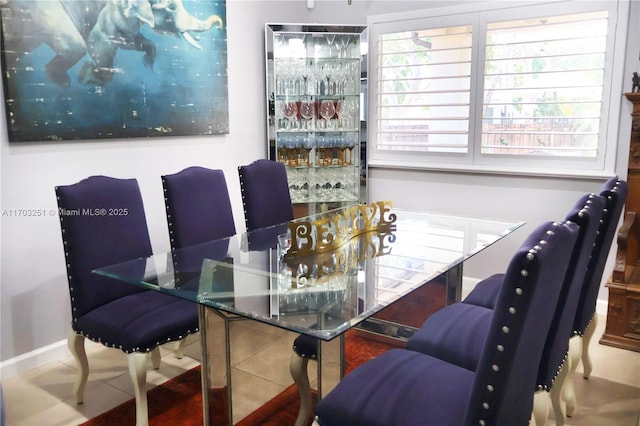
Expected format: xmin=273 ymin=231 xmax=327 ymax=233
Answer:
xmin=315 ymin=349 xmax=474 ymax=426
xmin=75 ymin=291 xmax=199 ymax=353
xmin=406 ymin=303 xmax=493 ymax=372
xmin=461 ymin=273 xmax=504 ymax=309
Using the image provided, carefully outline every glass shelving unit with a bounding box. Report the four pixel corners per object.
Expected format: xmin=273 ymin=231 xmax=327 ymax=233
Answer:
xmin=265 ymin=24 xmax=367 ymax=214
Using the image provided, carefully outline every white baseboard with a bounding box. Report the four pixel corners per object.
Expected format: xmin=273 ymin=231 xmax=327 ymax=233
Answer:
xmin=0 ymin=339 xmax=68 ymax=380
xmin=595 ymin=298 xmax=608 ymax=315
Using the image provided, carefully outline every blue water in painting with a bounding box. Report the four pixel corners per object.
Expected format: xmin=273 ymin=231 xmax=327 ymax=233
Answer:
xmin=2 ymin=0 xmax=228 ymax=142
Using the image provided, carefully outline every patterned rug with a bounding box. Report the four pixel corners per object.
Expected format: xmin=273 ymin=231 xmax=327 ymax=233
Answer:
xmin=81 ymin=329 xmax=395 ymax=426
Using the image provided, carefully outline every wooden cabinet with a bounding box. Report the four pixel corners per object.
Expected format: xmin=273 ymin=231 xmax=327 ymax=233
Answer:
xmin=600 ymin=92 xmax=640 ymax=352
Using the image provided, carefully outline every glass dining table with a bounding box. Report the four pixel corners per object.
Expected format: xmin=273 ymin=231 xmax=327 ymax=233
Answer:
xmin=93 ymin=202 xmax=524 ymax=425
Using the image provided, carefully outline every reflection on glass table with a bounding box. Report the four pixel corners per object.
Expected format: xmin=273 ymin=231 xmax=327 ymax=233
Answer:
xmin=94 ymin=203 xmax=524 ymax=425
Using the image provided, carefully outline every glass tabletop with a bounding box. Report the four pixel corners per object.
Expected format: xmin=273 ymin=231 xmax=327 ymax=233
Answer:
xmin=94 ymin=203 xmax=524 ymax=341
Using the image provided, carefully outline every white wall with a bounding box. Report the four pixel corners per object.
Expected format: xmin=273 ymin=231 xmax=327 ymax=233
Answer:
xmin=0 ymin=0 xmax=312 ymax=376
xmin=1 ymin=0 xmax=637 ymax=378
xmin=369 ymin=170 xmax=604 ymax=278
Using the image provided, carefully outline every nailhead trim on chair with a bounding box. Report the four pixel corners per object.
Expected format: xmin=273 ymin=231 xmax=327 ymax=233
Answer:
xmin=570 ymin=179 xmax=625 ymax=338
xmin=476 ymin=227 xmax=557 ymax=426
xmin=237 ymin=167 xmax=250 ymax=229
xmin=74 ymin=329 xmax=199 ymax=353
xmin=58 ymin=187 xmax=200 ymax=354
xmin=57 ymin=192 xmax=81 ymax=327
xmin=161 ymin=178 xmax=180 ymax=252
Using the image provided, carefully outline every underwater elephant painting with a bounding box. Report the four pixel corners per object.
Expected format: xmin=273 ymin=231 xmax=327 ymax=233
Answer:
xmin=0 ymin=0 xmax=228 ymax=142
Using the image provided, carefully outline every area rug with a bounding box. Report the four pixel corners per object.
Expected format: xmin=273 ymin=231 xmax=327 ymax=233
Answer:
xmin=81 ymin=329 xmax=394 ymax=426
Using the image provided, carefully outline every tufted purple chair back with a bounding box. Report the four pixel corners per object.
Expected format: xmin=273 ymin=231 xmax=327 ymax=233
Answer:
xmin=162 ymin=166 xmax=236 ymax=249
xmin=238 ymin=159 xmax=294 ymax=231
xmin=56 ymin=175 xmax=199 ymax=354
xmin=573 ymin=177 xmax=628 ymax=335
xmin=465 ymin=220 xmax=579 ymax=425
xmin=56 ymin=176 xmax=152 ymax=320
xmin=537 ymin=193 xmax=605 ymax=389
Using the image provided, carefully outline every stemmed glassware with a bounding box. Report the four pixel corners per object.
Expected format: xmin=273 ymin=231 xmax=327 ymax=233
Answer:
xmin=299 ymin=100 xmax=315 ymax=130
xmin=316 ymin=135 xmax=328 ymax=166
xmin=281 ymin=135 xmax=297 ymax=166
xmin=336 ymin=135 xmax=348 ymax=165
xmin=319 ymin=100 xmax=336 ymax=130
xmin=339 ymin=98 xmax=357 ymax=130
xmin=301 ymin=134 xmax=314 ymax=166
xmin=325 ymin=33 xmax=336 ymax=57
xmin=282 ymin=101 xmax=298 ymax=130
xmin=314 ymin=168 xmax=333 ymax=201
xmin=331 ymin=168 xmax=343 ymax=200
xmin=300 ymin=65 xmax=308 ymax=95
xmin=339 ymin=35 xmax=351 ymax=58
xmin=346 ymin=134 xmax=358 ymax=165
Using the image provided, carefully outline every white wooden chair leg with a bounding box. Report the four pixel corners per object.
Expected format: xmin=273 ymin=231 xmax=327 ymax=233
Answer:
xmin=550 ymin=360 xmax=569 ymax=425
xmin=564 ymin=335 xmax=582 ymax=417
xmin=175 ymin=337 xmax=187 ymax=359
xmin=150 ymin=347 xmax=161 ymax=370
xmin=290 ymin=351 xmax=312 ymax=426
xmin=533 ymin=390 xmax=549 ymax=426
xmin=581 ymin=315 xmax=597 ymax=379
xmin=67 ymin=331 xmax=89 ymax=404
xmin=128 ymin=352 xmax=150 ymax=426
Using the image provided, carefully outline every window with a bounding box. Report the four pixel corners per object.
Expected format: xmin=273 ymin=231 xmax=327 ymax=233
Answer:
xmin=367 ymin=1 xmax=628 ymax=176
xmin=378 ymin=24 xmax=472 ymax=154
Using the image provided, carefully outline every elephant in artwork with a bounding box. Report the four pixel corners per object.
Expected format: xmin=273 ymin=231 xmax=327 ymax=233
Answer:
xmin=77 ymin=0 xmax=156 ymax=85
xmin=149 ymin=0 xmax=223 ymax=50
xmin=0 ymin=0 xmax=223 ymax=87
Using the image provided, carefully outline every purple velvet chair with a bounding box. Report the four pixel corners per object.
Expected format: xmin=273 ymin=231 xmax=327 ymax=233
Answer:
xmin=460 ymin=177 xmax=628 ymax=422
xmin=55 ymin=176 xmax=199 ymax=426
xmin=161 ymin=166 xmax=237 ymax=290
xmin=162 ymin=166 xmax=236 ymax=249
xmin=238 ymin=159 xmax=294 ymax=231
xmin=563 ymin=177 xmax=628 ymax=418
xmin=239 ymin=159 xmax=317 ymax=426
xmin=314 ymin=220 xmax=579 ymax=426
xmin=406 ymin=193 xmax=606 ymax=425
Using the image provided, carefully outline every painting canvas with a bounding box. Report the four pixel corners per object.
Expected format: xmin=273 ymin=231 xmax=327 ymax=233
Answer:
xmin=0 ymin=0 xmax=228 ymax=142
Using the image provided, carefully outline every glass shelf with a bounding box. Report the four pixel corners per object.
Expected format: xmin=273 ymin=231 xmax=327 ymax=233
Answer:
xmin=266 ymin=24 xmax=367 ymax=211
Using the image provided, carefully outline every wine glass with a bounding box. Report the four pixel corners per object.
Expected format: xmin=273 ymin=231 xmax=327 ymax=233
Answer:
xmin=339 ymin=98 xmax=356 ymax=130
xmin=281 ymin=134 xmax=297 ymax=166
xmin=300 ymin=62 xmax=311 ymax=95
xmin=301 ymin=134 xmax=314 ymax=166
xmin=282 ymin=101 xmax=298 ymax=130
xmin=319 ymin=100 xmax=336 ymax=130
xmin=336 ymin=135 xmax=349 ymax=165
xmin=316 ymin=135 xmax=327 ymax=167
xmin=325 ymin=33 xmax=336 ymax=57
xmin=299 ymin=100 xmax=315 ymax=130
xmin=277 ymin=135 xmax=288 ymax=164
xmin=339 ymin=35 xmax=351 ymax=58
xmin=346 ymin=134 xmax=358 ymax=165
xmin=323 ymin=63 xmax=335 ymax=95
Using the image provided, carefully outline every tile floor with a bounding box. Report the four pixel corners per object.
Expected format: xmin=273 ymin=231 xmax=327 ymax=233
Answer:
xmin=2 ymin=313 xmax=639 ymax=426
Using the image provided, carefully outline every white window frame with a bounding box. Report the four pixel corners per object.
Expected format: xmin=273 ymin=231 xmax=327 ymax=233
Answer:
xmin=366 ymin=0 xmax=629 ymax=178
